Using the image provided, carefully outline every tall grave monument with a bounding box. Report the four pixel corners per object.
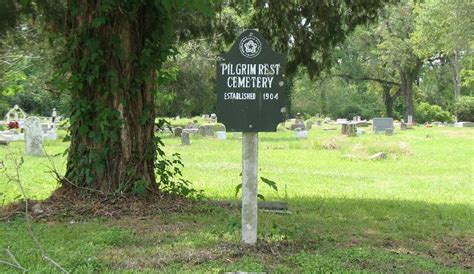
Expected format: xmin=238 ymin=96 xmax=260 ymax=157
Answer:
xmin=217 ymin=29 xmax=286 ymax=245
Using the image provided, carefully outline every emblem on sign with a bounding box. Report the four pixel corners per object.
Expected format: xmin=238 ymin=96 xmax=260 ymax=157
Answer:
xmin=239 ymin=33 xmax=262 ymax=58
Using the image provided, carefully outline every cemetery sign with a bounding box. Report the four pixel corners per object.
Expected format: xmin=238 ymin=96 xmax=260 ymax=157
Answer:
xmin=216 ymin=29 xmax=286 ymax=132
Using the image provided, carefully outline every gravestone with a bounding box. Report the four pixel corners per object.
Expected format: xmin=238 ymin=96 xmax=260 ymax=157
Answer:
xmin=186 ymin=122 xmax=199 ymax=129
xmin=183 ymin=128 xmax=198 ymax=135
xmin=174 ymin=127 xmax=183 ymax=137
xmin=341 ymin=123 xmax=356 ymax=136
xmin=373 ymin=118 xmax=393 ymax=133
xmin=204 ymin=125 xmax=213 ymax=136
xmin=181 ymin=132 xmax=190 ymax=145
xmin=400 ymin=122 xmax=408 ymax=130
xmin=213 ymin=123 xmax=226 ymax=132
xmin=0 ymin=137 xmax=9 ymax=146
xmin=41 ymin=124 xmax=49 ymax=133
xmin=216 ymin=131 xmax=227 ymax=140
xmin=336 ymin=119 xmax=348 ymax=124
xmin=51 ymin=108 xmax=58 ymax=128
xmin=295 ymin=130 xmax=308 ymax=139
xmin=454 ymin=122 xmax=474 ymax=127
xmin=197 ymin=125 xmax=206 ymax=137
xmin=306 ymin=120 xmax=313 ymax=130
xmin=198 ymin=125 xmax=214 ymax=137
xmin=355 ymin=121 xmax=370 ymax=127
xmin=5 ymin=104 xmax=27 ymax=123
xmin=290 ymin=123 xmax=305 ymax=131
xmin=295 ymin=118 xmax=304 ymax=124
xmin=23 ymin=116 xmax=43 ymax=156
xmin=316 ymin=121 xmax=322 ymax=126
xmin=45 ymin=130 xmax=58 ymax=140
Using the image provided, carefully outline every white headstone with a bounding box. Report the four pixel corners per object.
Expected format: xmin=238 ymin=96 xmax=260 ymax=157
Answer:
xmin=296 ymin=130 xmax=308 ymax=139
xmin=336 ymin=119 xmax=348 ymax=124
xmin=24 ymin=116 xmax=44 ymax=156
xmin=46 ymin=130 xmax=58 ymax=140
xmin=181 ymin=131 xmax=190 ymax=145
xmin=454 ymin=122 xmax=474 ymax=127
xmin=216 ymin=131 xmax=227 ymax=140
xmin=51 ymin=108 xmax=58 ymax=128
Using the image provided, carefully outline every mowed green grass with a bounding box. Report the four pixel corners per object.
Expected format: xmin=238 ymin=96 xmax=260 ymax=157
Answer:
xmin=0 ymin=125 xmax=473 ymax=272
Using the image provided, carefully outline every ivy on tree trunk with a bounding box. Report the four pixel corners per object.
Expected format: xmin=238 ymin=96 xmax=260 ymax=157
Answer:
xmin=63 ymin=1 xmax=177 ymax=193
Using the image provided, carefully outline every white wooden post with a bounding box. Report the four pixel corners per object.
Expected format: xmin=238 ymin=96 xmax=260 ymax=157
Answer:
xmin=242 ymin=132 xmax=258 ymax=245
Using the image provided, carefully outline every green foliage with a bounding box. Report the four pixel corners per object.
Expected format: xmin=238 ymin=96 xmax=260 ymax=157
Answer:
xmin=417 ymin=64 xmax=454 ymax=109
xmin=252 ymin=0 xmax=394 ymax=77
xmin=0 ymin=22 xmax=66 ymax=116
xmin=415 ymin=102 xmax=453 ymax=123
xmin=293 ymin=70 xmax=385 ymax=119
xmin=412 ymin=1 xmax=473 ymax=58
xmin=235 ymin=176 xmax=279 ymax=201
xmin=155 ymin=149 xmax=203 ymax=199
xmin=337 ymin=105 xmax=363 ymax=120
xmin=454 ymin=96 xmax=474 ymax=122
xmin=156 ymin=40 xmax=217 ymax=117
xmin=152 ymin=118 xmax=202 ymax=199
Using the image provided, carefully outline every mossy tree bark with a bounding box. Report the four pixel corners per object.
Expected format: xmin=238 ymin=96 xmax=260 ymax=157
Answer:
xmin=63 ymin=1 xmax=173 ymax=193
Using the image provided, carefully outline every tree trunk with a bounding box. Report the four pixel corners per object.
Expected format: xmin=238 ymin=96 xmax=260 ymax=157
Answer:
xmin=63 ymin=1 xmax=165 ymax=193
xmin=452 ymin=50 xmax=462 ymax=98
xmin=400 ymin=70 xmax=414 ymax=122
xmin=320 ymin=85 xmax=327 ymax=115
xmin=399 ymin=59 xmax=422 ymax=124
xmin=382 ymin=85 xmax=400 ymax=118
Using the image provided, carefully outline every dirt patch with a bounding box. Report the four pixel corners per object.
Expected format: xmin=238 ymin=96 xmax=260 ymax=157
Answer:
xmin=432 ymin=237 xmax=474 ymax=269
xmin=385 ymin=236 xmax=474 ymax=269
xmin=103 ymin=238 xmax=298 ymax=271
xmin=0 ymin=187 xmax=200 ymax=221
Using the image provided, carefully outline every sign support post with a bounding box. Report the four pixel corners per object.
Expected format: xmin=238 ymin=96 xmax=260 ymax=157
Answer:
xmin=241 ymin=132 xmax=258 ymax=245
xmin=216 ymin=29 xmax=286 ymax=245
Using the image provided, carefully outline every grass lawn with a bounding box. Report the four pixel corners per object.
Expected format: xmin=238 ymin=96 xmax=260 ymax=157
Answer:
xmin=0 ymin=125 xmax=473 ymax=272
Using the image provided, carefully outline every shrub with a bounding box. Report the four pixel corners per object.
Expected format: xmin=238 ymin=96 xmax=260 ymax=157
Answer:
xmin=338 ymin=105 xmax=363 ymax=120
xmin=415 ymin=102 xmax=454 ymax=123
xmin=454 ymin=96 xmax=474 ymax=122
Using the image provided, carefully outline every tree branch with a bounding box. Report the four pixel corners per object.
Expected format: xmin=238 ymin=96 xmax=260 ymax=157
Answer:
xmin=333 ymin=74 xmax=400 ymax=86
xmin=6 ymin=248 xmax=26 ymax=272
xmin=4 ymin=149 xmax=69 ymax=274
xmin=0 ymin=259 xmax=27 ymax=272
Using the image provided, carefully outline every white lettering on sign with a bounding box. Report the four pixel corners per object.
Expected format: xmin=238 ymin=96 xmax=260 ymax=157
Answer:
xmin=224 ymin=92 xmax=256 ymax=100
xmin=220 ymin=63 xmax=282 ymax=89
xmin=263 ymin=93 xmax=279 ymax=100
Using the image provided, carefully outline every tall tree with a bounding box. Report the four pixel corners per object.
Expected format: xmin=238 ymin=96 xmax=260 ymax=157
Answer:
xmin=375 ymin=2 xmax=422 ymax=122
xmin=331 ymin=27 xmax=402 ymax=118
xmin=412 ymin=0 xmax=474 ymax=98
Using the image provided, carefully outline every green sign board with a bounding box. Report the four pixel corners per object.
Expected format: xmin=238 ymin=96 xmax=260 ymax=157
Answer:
xmin=216 ymin=29 xmax=286 ymax=132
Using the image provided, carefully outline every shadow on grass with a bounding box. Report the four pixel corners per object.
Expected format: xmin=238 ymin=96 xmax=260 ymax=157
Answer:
xmin=101 ymin=196 xmax=473 ymax=272
xmin=1 ymin=196 xmax=472 ymax=272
